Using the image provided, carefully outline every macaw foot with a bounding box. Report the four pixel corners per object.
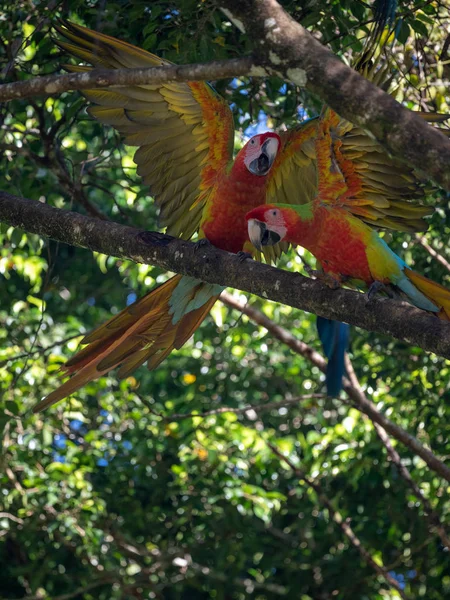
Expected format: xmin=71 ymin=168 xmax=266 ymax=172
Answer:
xmin=138 ymin=231 xmax=173 ymax=247
xmin=236 ymin=251 xmax=253 ymax=263
xmin=304 ymin=265 xmax=341 ymax=290
xmin=194 ymin=238 xmax=211 ymax=251
xmin=365 ymin=281 xmax=395 ymax=303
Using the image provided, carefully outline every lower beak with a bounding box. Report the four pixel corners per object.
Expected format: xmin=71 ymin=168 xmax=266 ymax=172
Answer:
xmin=248 ymin=219 xmax=282 ymax=250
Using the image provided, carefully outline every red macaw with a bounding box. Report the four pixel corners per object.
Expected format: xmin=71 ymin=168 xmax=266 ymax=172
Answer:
xmin=246 ymin=117 xmax=450 ymax=320
xmin=32 ymin=22 xmax=283 ymax=412
xmin=32 ymin=22 xmax=441 ymax=410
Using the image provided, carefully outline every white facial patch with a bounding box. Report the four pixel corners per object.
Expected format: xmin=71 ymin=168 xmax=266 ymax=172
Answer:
xmin=265 ymin=209 xmax=287 ymax=240
xmin=243 ymin=137 xmax=262 ymax=169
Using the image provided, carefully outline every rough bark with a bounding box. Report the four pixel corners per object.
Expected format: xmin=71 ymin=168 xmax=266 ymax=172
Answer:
xmin=2 ymin=190 xmax=450 ymax=364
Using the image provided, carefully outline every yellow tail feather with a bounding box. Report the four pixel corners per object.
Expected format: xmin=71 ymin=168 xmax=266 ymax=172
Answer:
xmin=32 ymin=276 xmax=220 ymax=412
xmin=404 ymin=268 xmax=450 ymax=321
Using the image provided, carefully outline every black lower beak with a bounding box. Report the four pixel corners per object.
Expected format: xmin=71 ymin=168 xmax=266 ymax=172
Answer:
xmin=248 ymin=219 xmax=281 ymax=250
xmin=261 ymin=228 xmax=281 ymax=246
xmin=249 ymin=152 xmax=270 ymax=176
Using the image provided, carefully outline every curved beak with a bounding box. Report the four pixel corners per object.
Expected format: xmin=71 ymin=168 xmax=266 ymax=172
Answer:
xmin=248 ymin=218 xmax=281 ymax=250
xmin=248 ymin=137 xmax=279 ymax=176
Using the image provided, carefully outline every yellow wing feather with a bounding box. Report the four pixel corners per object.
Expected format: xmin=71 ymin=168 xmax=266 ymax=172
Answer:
xmin=268 ymin=104 xmax=440 ymax=233
xmin=314 ymin=108 xmax=433 ymax=232
xmin=266 ymin=119 xmax=319 ymax=208
xmin=55 ymin=21 xmax=235 ymax=240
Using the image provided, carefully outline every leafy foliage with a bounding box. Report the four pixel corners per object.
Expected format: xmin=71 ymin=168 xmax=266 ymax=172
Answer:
xmin=1 ymin=1 xmax=449 ymax=598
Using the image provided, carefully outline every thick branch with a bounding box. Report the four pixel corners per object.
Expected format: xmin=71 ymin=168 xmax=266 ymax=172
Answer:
xmin=220 ymin=0 xmax=450 ymax=192
xmin=2 ymin=190 xmax=450 ymax=363
xmin=0 ymin=57 xmax=254 ymax=102
xmin=221 ymin=292 xmax=450 ymax=483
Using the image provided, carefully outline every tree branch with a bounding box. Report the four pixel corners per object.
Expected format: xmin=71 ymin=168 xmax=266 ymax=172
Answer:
xmin=344 ymin=356 xmax=450 ymax=550
xmin=219 ymin=0 xmax=450 ymax=192
xmin=220 ymin=292 xmax=450 ymax=484
xmin=267 ymin=442 xmax=410 ymax=599
xmin=415 ymin=234 xmax=450 ymax=274
xmin=165 ymin=393 xmax=324 ymax=421
xmin=2 ymin=190 xmax=450 ymax=366
xmin=0 ymin=57 xmax=254 ymax=102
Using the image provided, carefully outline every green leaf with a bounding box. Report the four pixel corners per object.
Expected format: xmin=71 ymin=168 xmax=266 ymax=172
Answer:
xmin=396 ymin=20 xmax=411 ymax=44
xmin=410 ymin=19 xmax=428 ymax=37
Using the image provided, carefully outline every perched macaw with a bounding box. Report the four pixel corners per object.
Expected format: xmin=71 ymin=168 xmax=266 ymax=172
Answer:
xmin=246 ymin=118 xmax=450 ymax=321
xmin=33 ymin=21 xmax=443 ymax=410
xmin=33 ymin=22 xmax=283 ymax=412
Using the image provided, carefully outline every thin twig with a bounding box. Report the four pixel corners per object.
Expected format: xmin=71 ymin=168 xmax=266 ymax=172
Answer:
xmin=415 ymin=234 xmax=450 ymax=274
xmin=166 ymin=393 xmax=324 ymax=421
xmin=2 ymin=576 xmax=118 ymax=600
xmin=0 ymin=333 xmax=81 ymax=368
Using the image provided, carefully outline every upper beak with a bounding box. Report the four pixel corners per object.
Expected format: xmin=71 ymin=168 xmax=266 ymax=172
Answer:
xmin=248 ymin=218 xmax=281 ymax=250
xmin=248 ymin=137 xmax=279 ymax=176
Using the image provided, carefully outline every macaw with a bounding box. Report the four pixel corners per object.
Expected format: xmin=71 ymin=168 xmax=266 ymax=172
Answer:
xmin=246 ymin=118 xmax=450 ymax=322
xmin=32 ymin=21 xmax=442 ymax=410
xmin=33 ymin=22 xmax=281 ymax=412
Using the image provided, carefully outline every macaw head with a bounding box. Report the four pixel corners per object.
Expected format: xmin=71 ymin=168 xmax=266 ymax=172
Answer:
xmin=238 ymin=132 xmax=281 ymax=177
xmin=246 ymin=204 xmax=292 ymax=250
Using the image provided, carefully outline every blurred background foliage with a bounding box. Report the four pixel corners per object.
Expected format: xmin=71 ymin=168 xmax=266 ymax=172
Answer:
xmin=1 ymin=0 xmax=450 ymax=598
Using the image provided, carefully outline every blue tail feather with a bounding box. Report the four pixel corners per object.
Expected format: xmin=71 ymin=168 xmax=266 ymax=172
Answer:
xmin=373 ymin=0 xmax=397 ymax=29
xmin=316 ymin=317 xmax=350 ymax=397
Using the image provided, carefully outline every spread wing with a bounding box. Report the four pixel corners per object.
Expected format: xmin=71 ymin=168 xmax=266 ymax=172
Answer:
xmin=314 ymin=108 xmax=433 ymax=231
xmin=267 ymin=107 xmax=435 ymax=234
xmin=266 ymin=119 xmax=319 ymax=208
xmin=55 ymin=21 xmax=235 ymax=240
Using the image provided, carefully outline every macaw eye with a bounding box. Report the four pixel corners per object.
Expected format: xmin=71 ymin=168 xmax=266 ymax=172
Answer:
xmin=250 ymin=139 xmax=255 ymax=145
xmin=272 ymin=210 xmax=278 ymax=216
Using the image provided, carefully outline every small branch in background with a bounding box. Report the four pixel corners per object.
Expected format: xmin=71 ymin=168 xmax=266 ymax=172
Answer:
xmin=223 ymin=292 xmax=449 ymax=571
xmin=166 ymin=393 xmax=324 ymax=421
xmin=30 ymin=101 xmax=107 ymax=220
xmin=0 ymin=333 xmax=81 ymax=368
xmin=2 ymin=576 xmax=118 ymax=600
xmin=344 ymin=355 xmax=450 ymax=550
xmin=220 ymin=291 xmax=450 ymax=482
xmin=415 ymin=233 xmax=450 ymax=274
xmin=267 ymin=442 xmax=410 ymax=600
xmin=0 ymin=512 xmax=24 ymax=525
